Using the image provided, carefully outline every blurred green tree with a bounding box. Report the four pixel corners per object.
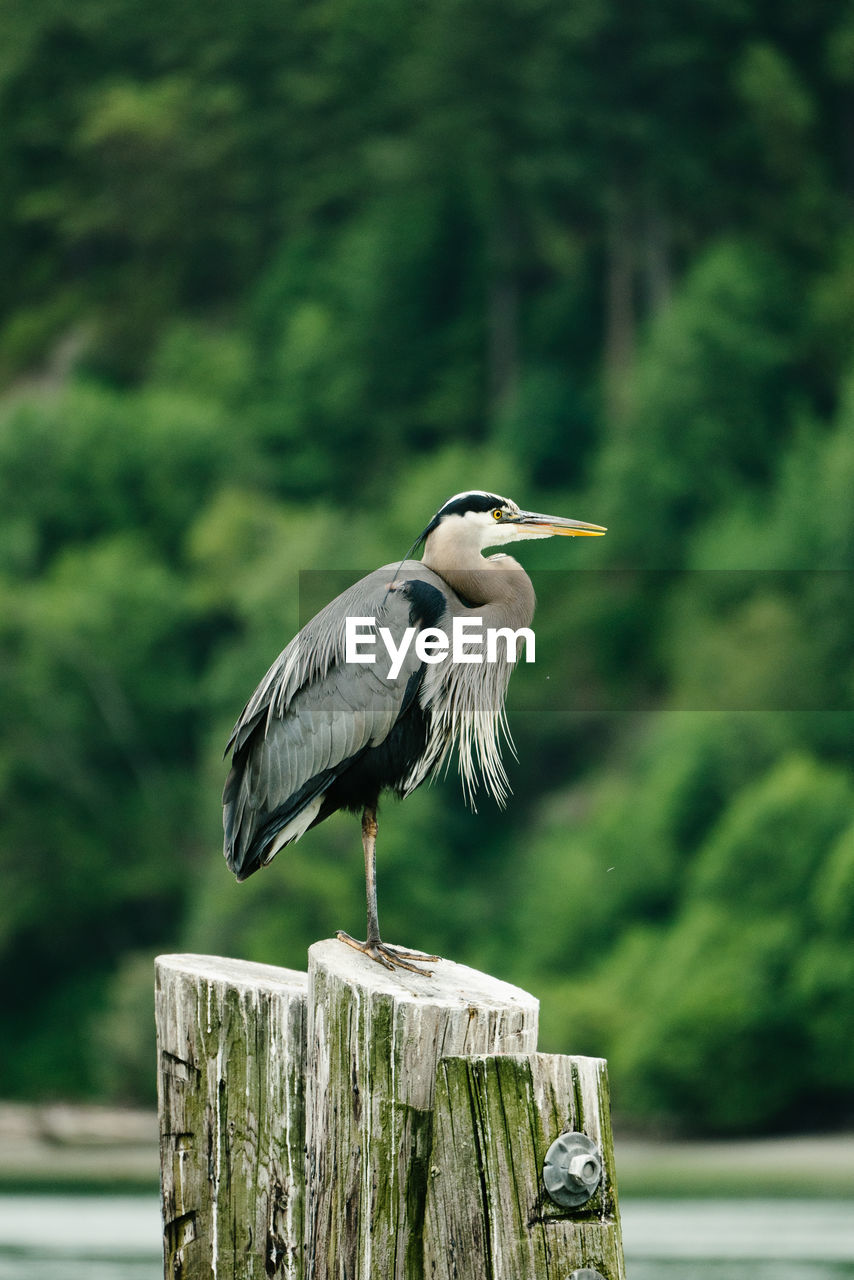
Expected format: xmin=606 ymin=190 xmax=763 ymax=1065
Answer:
xmin=1 ymin=0 xmax=853 ymax=1134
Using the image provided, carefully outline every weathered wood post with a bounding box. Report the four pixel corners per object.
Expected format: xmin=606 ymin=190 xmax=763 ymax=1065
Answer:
xmin=424 ymin=1053 xmax=624 ymax=1278
xmin=303 ymin=939 xmax=538 ymax=1278
xmin=155 ymin=955 xmax=307 ymax=1279
xmin=156 ymin=944 xmax=625 ymax=1280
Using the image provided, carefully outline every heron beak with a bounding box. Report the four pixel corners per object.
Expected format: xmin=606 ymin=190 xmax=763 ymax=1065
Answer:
xmin=513 ymin=511 xmax=607 ymax=537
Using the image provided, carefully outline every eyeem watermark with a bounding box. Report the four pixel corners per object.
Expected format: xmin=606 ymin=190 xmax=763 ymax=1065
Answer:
xmin=345 ymin=616 xmax=535 ymax=679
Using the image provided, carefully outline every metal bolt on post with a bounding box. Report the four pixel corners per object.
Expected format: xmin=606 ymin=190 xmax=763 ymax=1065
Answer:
xmin=542 ymin=1131 xmax=603 ymax=1208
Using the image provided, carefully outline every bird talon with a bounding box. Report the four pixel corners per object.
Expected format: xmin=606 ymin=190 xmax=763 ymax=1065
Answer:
xmin=336 ymin=931 xmax=437 ymax=975
xmin=382 ymin=943 xmax=441 ymax=964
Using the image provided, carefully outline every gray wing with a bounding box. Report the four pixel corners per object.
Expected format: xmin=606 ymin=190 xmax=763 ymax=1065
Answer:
xmin=223 ymin=562 xmax=446 ymax=879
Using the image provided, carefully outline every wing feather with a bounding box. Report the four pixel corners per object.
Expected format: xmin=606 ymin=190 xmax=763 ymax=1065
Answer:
xmin=223 ymin=563 xmax=446 ymax=878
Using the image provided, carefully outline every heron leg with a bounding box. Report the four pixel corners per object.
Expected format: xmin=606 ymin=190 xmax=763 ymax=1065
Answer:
xmin=363 ymin=804 xmax=381 ymax=943
xmin=336 ymin=806 xmax=440 ymax=975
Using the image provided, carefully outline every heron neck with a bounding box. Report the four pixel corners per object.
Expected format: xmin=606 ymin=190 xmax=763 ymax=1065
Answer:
xmin=423 ymin=552 xmax=536 ymax=629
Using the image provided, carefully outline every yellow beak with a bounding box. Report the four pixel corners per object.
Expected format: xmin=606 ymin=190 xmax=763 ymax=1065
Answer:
xmin=515 ymin=512 xmax=607 ymax=537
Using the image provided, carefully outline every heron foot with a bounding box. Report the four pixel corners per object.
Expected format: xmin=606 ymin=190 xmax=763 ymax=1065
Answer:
xmin=336 ymin=930 xmax=440 ymax=975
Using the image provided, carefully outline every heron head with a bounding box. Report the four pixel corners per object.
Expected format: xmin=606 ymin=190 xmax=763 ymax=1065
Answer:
xmin=418 ymin=491 xmax=606 ymax=555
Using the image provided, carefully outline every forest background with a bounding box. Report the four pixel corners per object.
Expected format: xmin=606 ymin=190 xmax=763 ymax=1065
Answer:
xmin=2 ymin=0 xmax=854 ymax=1137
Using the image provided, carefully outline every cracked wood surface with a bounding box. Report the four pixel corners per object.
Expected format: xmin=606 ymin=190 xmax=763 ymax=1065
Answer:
xmin=423 ymin=1053 xmax=625 ymax=1280
xmin=156 ymin=946 xmax=625 ymax=1279
xmin=155 ymin=954 xmax=307 ymax=1280
xmin=303 ymin=940 xmax=539 ymax=1280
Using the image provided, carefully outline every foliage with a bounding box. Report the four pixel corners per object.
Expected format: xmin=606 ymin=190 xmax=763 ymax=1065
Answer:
xmin=1 ymin=0 xmax=853 ymax=1136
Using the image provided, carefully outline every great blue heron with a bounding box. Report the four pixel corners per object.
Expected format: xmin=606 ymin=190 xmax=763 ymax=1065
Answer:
xmin=223 ymin=490 xmax=605 ymax=972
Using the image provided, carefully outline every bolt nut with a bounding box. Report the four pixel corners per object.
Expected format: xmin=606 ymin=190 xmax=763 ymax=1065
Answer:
xmin=542 ymin=1131 xmax=603 ymax=1208
xmin=568 ymin=1271 xmax=608 ymax=1280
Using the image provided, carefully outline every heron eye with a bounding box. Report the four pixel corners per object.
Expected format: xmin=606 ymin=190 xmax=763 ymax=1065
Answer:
xmin=492 ymin=508 xmax=503 ymax=520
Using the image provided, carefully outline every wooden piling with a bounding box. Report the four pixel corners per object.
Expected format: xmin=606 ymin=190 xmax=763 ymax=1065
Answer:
xmin=423 ymin=1053 xmax=625 ymax=1279
xmin=155 ymin=954 xmax=307 ymax=1279
xmin=303 ymin=939 xmax=538 ymax=1280
xmin=156 ymin=944 xmax=625 ymax=1280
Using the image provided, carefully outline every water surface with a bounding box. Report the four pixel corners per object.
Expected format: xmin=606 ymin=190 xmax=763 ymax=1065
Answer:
xmin=0 ymin=1193 xmax=851 ymax=1277
xmin=623 ymin=1198 xmax=854 ymax=1279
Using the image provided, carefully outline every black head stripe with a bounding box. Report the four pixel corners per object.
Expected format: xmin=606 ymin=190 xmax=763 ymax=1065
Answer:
xmin=416 ymin=491 xmax=508 ymax=545
xmin=436 ymin=492 xmax=507 ymax=519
